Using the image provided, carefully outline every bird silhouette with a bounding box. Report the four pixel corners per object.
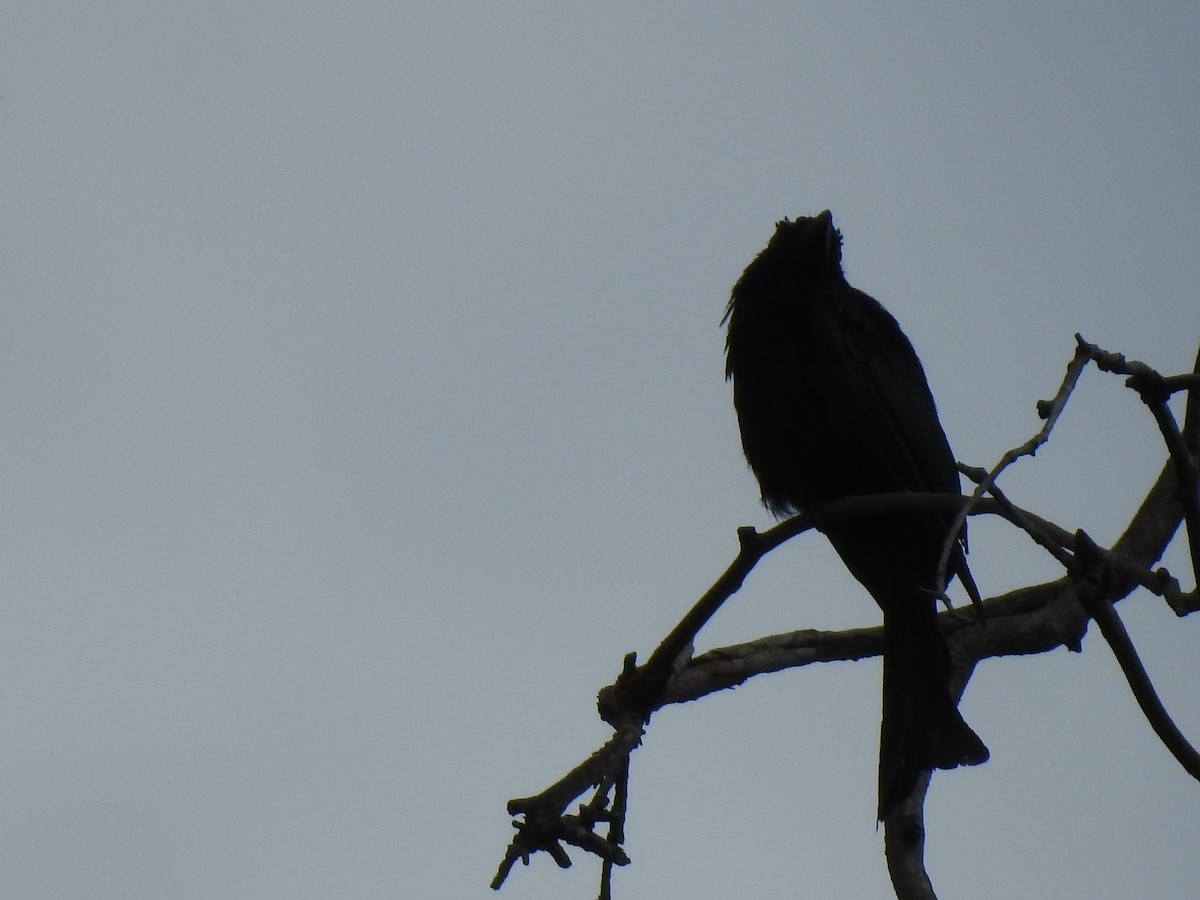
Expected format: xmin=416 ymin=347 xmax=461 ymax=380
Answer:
xmin=723 ymin=211 xmax=988 ymax=819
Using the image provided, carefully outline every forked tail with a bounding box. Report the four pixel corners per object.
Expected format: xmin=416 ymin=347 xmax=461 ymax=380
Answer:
xmin=878 ymin=598 xmax=989 ymax=820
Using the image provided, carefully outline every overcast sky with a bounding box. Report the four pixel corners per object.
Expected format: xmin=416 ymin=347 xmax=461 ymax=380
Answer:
xmin=3 ymin=4 xmax=1198 ymax=899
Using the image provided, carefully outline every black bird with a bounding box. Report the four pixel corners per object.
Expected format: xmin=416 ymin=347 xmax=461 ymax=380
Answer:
xmin=722 ymin=211 xmax=988 ymax=819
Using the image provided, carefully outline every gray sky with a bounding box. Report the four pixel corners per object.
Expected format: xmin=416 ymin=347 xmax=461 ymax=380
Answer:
xmin=3 ymin=4 xmax=1198 ymax=898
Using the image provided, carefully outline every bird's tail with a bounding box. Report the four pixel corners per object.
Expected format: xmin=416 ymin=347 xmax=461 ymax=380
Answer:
xmin=877 ymin=598 xmax=989 ymax=820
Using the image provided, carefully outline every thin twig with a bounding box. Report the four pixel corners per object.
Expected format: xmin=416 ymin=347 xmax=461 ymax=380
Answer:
xmin=1073 ymin=530 xmax=1200 ymax=782
xmin=959 ymin=467 xmax=1078 ymax=571
xmin=1077 ymin=335 xmax=1200 ymax=590
xmin=935 ymin=339 xmax=1092 ymax=592
xmin=598 ymin=759 xmax=629 ymax=900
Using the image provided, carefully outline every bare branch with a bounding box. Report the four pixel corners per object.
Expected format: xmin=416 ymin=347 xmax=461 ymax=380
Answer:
xmin=495 ymin=336 xmax=1200 ymax=898
xmin=599 ymin=491 xmax=1071 ymax=724
xmin=494 ymin=467 xmax=1192 ymax=891
xmin=1074 ymin=335 xmax=1200 ymax=585
xmin=1072 ymin=530 xmax=1200 ymax=782
xmin=935 ymin=339 xmax=1092 ymax=592
xmin=883 ymin=777 xmax=937 ymax=900
xmin=597 ymin=758 xmax=629 ymax=900
xmin=492 ymin=723 xmax=640 ymax=890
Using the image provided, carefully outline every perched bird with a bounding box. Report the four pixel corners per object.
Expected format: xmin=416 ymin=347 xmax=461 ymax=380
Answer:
xmin=722 ymin=211 xmax=988 ymax=819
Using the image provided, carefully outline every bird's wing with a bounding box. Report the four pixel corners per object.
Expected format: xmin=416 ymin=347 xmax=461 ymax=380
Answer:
xmin=802 ymin=285 xmax=971 ymax=597
xmin=818 ymin=286 xmax=961 ymax=498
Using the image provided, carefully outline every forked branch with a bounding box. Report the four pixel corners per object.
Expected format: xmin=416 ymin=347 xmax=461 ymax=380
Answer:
xmin=493 ymin=337 xmax=1200 ymax=899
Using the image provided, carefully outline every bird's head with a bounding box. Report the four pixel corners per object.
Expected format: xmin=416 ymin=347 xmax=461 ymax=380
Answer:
xmin=767 ymin=210 xmax=843 ymax=273
xmin=722 ymin=209 xmax=846 ymax=330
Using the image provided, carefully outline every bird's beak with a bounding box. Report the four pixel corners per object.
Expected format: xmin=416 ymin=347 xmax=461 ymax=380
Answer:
xmin=815 ymin=209 xmax=837 ymax=254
